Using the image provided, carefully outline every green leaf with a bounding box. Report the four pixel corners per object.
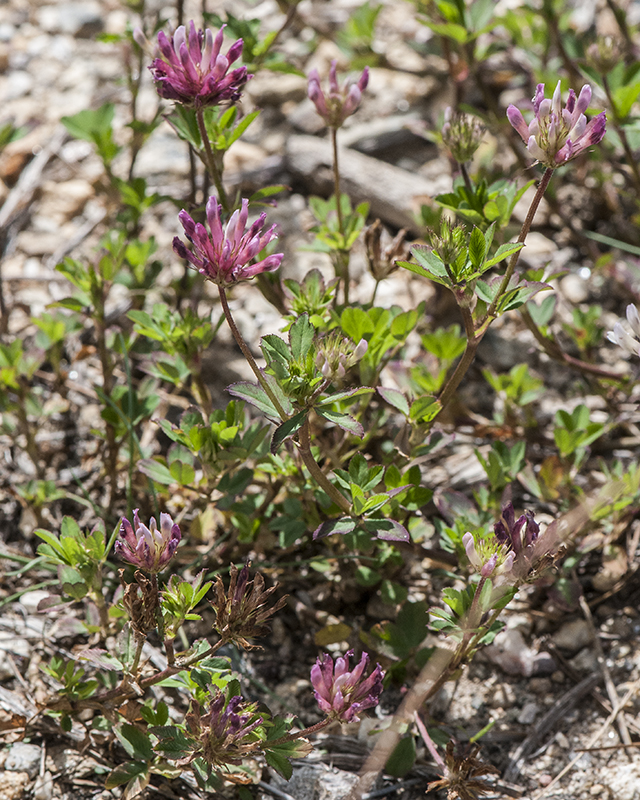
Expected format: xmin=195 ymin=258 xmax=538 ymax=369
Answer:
xmin=264 ymin=748 xmax=293 ymax=780
xmin=271 ymin=410 xmax=307 ymax=453
xmin=316 ymin=408 xmax=364 ymax=437
xmin=385 ymin=735 xmax=416 ymax=777
xmin=468 ymin=226 xmax=486 ymax=270
xmin=105 ymin=762 xmax=148 ymax=790
xmin=227 ymin=376 xmax=293 ymax=421
xmin=289 ymin=313 xmax=315 ymax=361
xmin=137 ymin=458 xmax=174 ymax=485
xmin=377 ymin=387 xmax=410 ymax=416
xmin=313 ymin=517 xmax=356 ymax=539
xmin=114 ymin=723 xmax=154 ymax=761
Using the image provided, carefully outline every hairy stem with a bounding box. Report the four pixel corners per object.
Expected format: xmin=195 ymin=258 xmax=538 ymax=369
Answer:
xmin=196 ymin=108 xmax=228 ymax=212
xmin=218 ymin=286 xmax=288 ymax=420
xmin=487 ymin=166 xmax=554 ymax=319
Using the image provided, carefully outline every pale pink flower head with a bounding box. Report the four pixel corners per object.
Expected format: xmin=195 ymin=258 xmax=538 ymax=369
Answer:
xmin=310 ymin=650 xmax=384 ymax=723
xmin=116 ymin=509 xmax=181 ymax=573
xmin=173 ymin=196 xmax=283 ymax=286
xmin=308 ymin=61 xmax=369 ymax=128
xmin=607 ymin=303 xmax=640 ymax=357
xmin=150 ymin=21 xmax=249 ymax=108
xmin=507 ymin=81 xmax=606 ymax=168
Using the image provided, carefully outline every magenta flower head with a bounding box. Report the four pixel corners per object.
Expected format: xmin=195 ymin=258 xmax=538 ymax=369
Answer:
xmin=607 ymin=303 xmax=640 ymax=358
xmin=507 ymin=81 xmax=606 ymax=168
xmin=308 ymin=60 xmax=369 ymax=128
xmin=311 ymin=650 xmax=384 ymax=723
xmin=173 ymin=196 xmax=283 ymax=286
xmin=150 ymin=21 xmax=249 ymax=108
xmin=115 ymin=509 xmax=181 ymax=573
xmin=462 ymin=531 xmax=515 ymax=580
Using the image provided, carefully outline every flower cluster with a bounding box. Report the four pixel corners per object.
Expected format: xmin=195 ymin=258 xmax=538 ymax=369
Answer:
xmin=115 ymin=510 xmax=181 ymax=573
xmin=315 ymin=332 xmax=368 ymax=382
xmin=607 ymin=303 xmax=640 ymax=358
xmin=310 ymin=650 xmax=384 ymax=723
xmin=442 ymin=107 xmax=485 ymax=164
xmin=308 ymin=61 xmax=369 ymax=128
xmin=507 ymin=81 xmax=606 ymax=168
xmin=173 ymin=196 xmax=283 ymax=286
xmin=463 ymin=503 xmax=541 ymax=581
xmin=183 ymin=691 xmax=262 ymax=767
xmin=211 ymin=563 xmax=287 ymax=648
xmin=150 ymin=21 xmax=249 ymax=108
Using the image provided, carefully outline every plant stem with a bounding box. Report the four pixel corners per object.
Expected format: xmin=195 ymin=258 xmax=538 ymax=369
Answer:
xmin=299 ymin=419 xmax=351 ymax=514
xmin=487 ymin=166 xmax=554 ymax=320
xmin=459 ymin=161 xmax=474 ymax=196
xmin=195 ymin=108 xmax=228 ymax=211
xmin=330 ymin=126 xmax=350 ymax=304
xmin=218 ymin=286 xmax=288 ymax=420
xmin=519 ymin=306 xmax=625 ymax=381
xmin=269 ymin=717 xmax=331 ymax=747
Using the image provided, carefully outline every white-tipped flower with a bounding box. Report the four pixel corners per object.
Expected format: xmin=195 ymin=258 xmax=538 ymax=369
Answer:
xmin=607 ymin=304 xmax=640 ymax=357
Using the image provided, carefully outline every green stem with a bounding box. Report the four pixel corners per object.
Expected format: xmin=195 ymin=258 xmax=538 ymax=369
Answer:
xmin=330 ymin=126 xmax=350 ymax=304
xmin=487 ymin=166 xmax=554 ymax=320
xmin=218 ymin=286 xmax=288 ymax=420
xmin=298 ymin=419 xmax=351 ymax=514
xmin=195 ymin=107 xmax=228 ymax=211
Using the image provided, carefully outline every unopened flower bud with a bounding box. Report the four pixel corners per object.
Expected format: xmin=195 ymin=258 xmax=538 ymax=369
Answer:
xmin=442 ymin=107 xmax=485 ymax=163
xmin=308 ymin=61 xmax=369 ymax=129
xmin=586 ymin=37 xmax=621 ymax=75
xmin=607 ymin=303 xmax=640 ymax=358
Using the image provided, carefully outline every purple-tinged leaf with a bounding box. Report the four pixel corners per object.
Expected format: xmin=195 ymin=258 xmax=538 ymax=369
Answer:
xmin=377 ymin=386 xmax=410 ymax=416
xmin=271 ymin=411 xmax=307 ymax=453
xmin=362 ymin=518 xmax=410 ymax=541
xmin=313 ymin=517 xmax=357 ymax=540
xmin=316 ymin=408 xmax=363 ymax=437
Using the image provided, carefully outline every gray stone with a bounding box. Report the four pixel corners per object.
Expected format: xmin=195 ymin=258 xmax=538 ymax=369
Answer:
xmin=5 ymin=743 xmax=42 ymax=779
xmin=37 ymin=3 xmax=103 ymax=37
xmin=550 ymin=619 xmax=592 ymax=654
xmin=517 ymin=701 xmax=539 ymax=724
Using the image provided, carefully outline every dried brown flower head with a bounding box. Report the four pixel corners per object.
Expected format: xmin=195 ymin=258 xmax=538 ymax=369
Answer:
xmin=427 ymin=741 xmax=498 ymax=800
xmin=120 ymin=569 xmax=159 ymax=635
xmin=211 ymin=563 xmax=287 ymax=648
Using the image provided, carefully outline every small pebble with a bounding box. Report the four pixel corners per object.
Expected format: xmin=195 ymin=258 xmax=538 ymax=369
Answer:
xmin=517 ymin=701 xmax=539 ymax=724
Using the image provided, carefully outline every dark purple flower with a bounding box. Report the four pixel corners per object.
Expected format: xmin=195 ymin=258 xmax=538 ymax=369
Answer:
xmin=493 ymin=503 xmax=540 ymax=556
xmin=184 ymin=691 xmax=262 ymax=767
xmin=310 ymin=650 xmax=384 ymax=723
xmin=308 ymin=61 xmax=369 ymax=128
xmin=507 ymin=81 xmax=606 ymax=168
xmin=115 ymin=509 xmax=181 ymax=573
xmin=173 ymin=196 xmax=283 ymax=286
xmin=150 ymin=21 xmax=249 ymax=108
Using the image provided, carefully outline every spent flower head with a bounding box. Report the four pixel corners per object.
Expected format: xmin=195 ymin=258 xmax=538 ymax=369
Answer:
xmin=115 ymin=509 xmax=181 ymax=573
xmin=308 ymin=60 xmax=369 ymax=128
xmin=442 ymin=107 xmax=485 ymax=163
xmin=364 ymin=219 xmax=409 ymax=282
xmin=183 ymin=690 xmax=262 ymax=768
xmin=607 ymin=303 xmax=640 ymax=358
xmin=507 ymin=81 xmax=606 ymax=168
xmin=427 ymin=741 xmax=499 ymax=800
xmin=311 ymin=650 xmax=384 ymax=723
xmin=150 ymin=21 xmax=249 ymax=108
xmin=211 ymin=563 xmax=287 ymax=648
xmin=173 ymin=197 xmax=283 ymax=286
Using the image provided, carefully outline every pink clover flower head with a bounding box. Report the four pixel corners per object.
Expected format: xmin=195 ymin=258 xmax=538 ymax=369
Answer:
xmin=507 ymin=81 xmax=606 ymax=168
xmin=493 ymin=502 xmax=540 ymax=557
xmin=308 ymin=60 xmax=369 ymax=128
xmin=310 ymin=650 xmax=384 ymax=723
xmin=173 ymin=196 xmax=283 ymax=286
xmin=607 ymin=304 xmax=640 ymax=358
xmin=116 ymin=509 xmax=181 ymax=573
xmin=150 ymin=21 xmax=249 ymax=108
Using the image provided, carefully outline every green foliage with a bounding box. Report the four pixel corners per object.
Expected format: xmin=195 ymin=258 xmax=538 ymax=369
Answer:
xmin=554 ymin=404 xmax=606 ymax=461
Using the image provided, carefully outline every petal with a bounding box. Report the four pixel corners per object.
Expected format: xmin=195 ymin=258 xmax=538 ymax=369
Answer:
xmin=506 ymin=105 xmax=530 ymax=142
